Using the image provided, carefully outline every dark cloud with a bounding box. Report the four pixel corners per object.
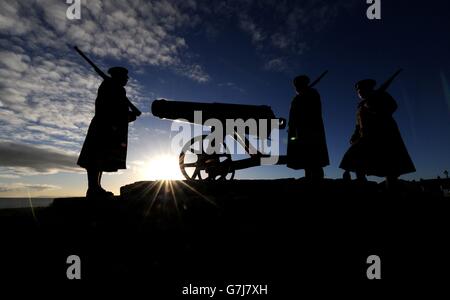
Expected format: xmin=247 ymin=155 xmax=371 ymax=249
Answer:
xmin=0 ymin=141 xmax=79 ymax=174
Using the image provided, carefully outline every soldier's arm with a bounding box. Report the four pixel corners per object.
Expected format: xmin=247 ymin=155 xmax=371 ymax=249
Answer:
xmin=381 ymin=92 xmax=398 ymax=115
xmin=350 ymin=125 xmax=360 ymax=144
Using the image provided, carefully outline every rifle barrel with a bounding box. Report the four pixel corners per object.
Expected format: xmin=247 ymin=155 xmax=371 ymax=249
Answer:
xmin=309 ymin=70 xmax=328 ymax=88
xmin=72 ymin=45 xmax=142 ymax=116
xmin=73 ymin=46 xmax=108 ymax=80
xmin=378 ymin=69 xmax=403 ymax=91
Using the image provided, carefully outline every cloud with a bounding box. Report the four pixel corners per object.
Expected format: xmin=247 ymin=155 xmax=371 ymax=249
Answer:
xmin=0 ymin=48 xmax=103 ymax=159
xmin=0 ymin=174 xmax=21 ymax=179
xmin=0 ymin=0 xmax=356 ymax=82
xmin=0 ymin=183 xmax=60 ymax=193
xmin=264 ymin=58 xmax=287 ymax=72
xmin=0 ymin=0 xmax=209 ymax=82
xmin=201 ymin=0 xmax=356 ymax=72
xmin=0 ymin=1 xmax=213 ymax=180
xmin=217 ymin=82 xmax=246 ymax=93
xmin=175 ymin=63 xmax=210 ymax=83
xmin=239 ymin=15 xmax=266 ymax=44
xmin=0 ymin=44 xmax=150 ymax=178
xmin=0 ymin=0 xmax=355 ymax=181
xmin=0 ymin=141 xmax=80 ymax=175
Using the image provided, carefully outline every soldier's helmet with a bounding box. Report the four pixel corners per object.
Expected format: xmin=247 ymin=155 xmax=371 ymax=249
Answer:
xmin=293 ymin=75 xmax=310 ymax=88
xmin=108 ymin=66 xmax=128 ymax=78
xmin=355 ymin=79 xmax=376 ymax=90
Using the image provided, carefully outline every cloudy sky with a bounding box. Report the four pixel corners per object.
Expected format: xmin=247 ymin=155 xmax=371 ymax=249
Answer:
xmin=1 ymin=0 xmax=450 ymax=197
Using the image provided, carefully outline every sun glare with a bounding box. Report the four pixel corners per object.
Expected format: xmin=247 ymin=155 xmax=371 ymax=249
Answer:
xmin=140 ymin=154 xmax=184 ymax=181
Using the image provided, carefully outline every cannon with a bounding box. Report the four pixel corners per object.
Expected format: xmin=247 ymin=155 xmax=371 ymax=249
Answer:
xmin=152 ymin=99 xmax=287 ymax=181
xmin=152 ymin=100 xmax=279 ymax=122
xmin=152 ymin=99 xmax=285 ymax=129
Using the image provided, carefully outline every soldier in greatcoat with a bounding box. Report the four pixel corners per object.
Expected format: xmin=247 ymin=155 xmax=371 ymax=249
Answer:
xmin=287 ymin=75 xmax=330 ymax=180
xmin=339 ymin=79 xmax=416 ymax=183
xmin=78 ymin=67 xmax=137 ymax=197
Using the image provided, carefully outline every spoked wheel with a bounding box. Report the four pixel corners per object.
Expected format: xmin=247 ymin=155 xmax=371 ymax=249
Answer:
xmin=179 ymin=135 xmax=235 ymax=181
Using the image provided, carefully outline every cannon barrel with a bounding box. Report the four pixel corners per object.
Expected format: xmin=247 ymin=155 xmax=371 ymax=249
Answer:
xmin=151 ymin=99 xmax=286 ymax=130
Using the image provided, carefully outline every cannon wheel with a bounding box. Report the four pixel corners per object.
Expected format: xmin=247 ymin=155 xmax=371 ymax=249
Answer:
xmin=179 ymin=135 xmax=235 ymax=181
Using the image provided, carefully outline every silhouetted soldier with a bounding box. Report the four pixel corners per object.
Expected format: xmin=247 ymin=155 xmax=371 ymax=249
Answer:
xmin=339 ymin=79 xmax=415 ymax=184
xmin=287 ymin=75 xmax=329 ymax=179
xmin=77 ymin=67 xmax=137 ymax=197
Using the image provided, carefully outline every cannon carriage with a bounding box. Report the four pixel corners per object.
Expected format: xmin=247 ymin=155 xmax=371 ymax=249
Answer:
xmin=151 ymin=99 xmax=287 ymax=181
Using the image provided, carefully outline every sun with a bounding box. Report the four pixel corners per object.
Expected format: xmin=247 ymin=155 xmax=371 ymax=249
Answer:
xmin=140 ymin=154 xmax=184 ymax=181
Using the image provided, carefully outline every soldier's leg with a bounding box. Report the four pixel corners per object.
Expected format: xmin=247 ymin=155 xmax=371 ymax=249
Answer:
xmin=312 ymin=167 xmax=324 ymax=179
xmin=317 ymin=167 xmax=324 ymax=179
xmin=87 ymin=168 xmax=101 ymax=190
xmin=305 ymin=167 xmax=324 ymax=180
xmin=385 ymin=175 xmax=398 ymax=189
xmin=305 ymin=168 xmax=312 ymax=179
xmin=343 ymin=170 xmax=351 ymax=181
xmin=356 ymin=170 xmax=367 ymax=182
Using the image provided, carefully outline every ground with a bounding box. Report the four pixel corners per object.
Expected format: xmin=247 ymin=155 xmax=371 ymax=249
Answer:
xmin=0 ymin=179 xmax=448 ymax=296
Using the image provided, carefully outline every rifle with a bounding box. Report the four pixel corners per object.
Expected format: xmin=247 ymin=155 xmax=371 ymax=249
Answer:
xmin=73 ymin=46 xmax=142 ymax=117
xmin=309 ymin=70 xmax=328 ymax=88
xmin=378 ymin=69 xmax=403 ymax=92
